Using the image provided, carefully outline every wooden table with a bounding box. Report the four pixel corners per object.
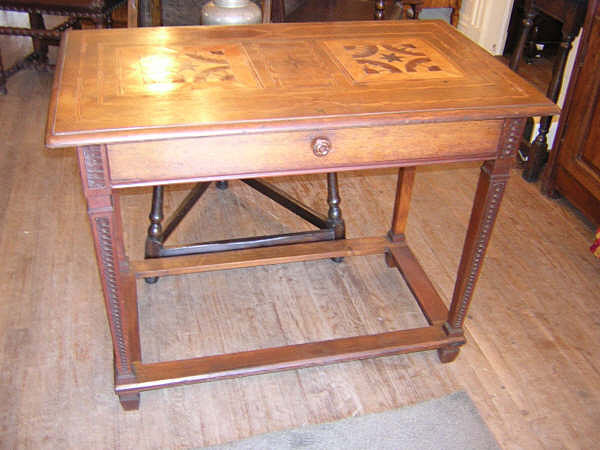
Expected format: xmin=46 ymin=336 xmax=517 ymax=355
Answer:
xmin=46 ymin=20 xmax=557 ymax=410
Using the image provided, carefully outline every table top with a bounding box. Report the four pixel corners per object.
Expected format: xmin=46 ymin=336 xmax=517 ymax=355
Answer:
xmin=46 ymin=20 xmax=558 ymax=148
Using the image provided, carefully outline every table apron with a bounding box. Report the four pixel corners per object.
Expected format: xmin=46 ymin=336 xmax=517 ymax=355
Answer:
xmin=106 ymin=120 xmax=502 ymax=187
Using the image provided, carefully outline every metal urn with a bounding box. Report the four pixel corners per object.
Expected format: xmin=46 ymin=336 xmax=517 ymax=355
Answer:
xmin=201 ymin=0 xmax=262 ymax=25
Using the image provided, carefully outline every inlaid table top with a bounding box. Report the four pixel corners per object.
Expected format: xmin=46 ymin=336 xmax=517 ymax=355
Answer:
xmin=46 ymin=20 xmax=558 ymax=148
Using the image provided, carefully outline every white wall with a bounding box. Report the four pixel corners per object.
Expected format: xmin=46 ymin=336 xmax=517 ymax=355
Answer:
xmin=458 ymin=0 xmax=515 ymax=55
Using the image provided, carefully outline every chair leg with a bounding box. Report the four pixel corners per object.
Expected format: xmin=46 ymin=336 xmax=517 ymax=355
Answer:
xmin=374 ymin=0 xmax=386 ymax=19
xmin=0 ymin=50 xmax=6 ymax=95
xmin=93 ymin=13 xmax=111 ymax=29
xmin=411 ymin=2 xmax=423 ymax=20
xmin=28 ymin=12 xmax=48 ymax=64
xmin=270 ymin=0 xmax=285 ymax=22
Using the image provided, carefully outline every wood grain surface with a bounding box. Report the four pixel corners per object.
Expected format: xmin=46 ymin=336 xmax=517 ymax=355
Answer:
xmin=107 ymin=120 xmax=501 ymax=186
xmin=45 ymin=20 xmax=558 ymax=148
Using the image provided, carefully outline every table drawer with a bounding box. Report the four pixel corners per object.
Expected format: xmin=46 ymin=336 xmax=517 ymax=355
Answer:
xmin=107 ymin=120 xmax=502 ymax=187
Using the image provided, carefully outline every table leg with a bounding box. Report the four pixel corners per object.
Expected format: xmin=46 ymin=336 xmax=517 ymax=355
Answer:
xmin=77 ymin=145 xmax=141 ymax=410
xmin=327 ymin=173 xmax=346 ymax=262
xmin=144 ymin=185 xmax=163 ymax=284
xmin=29 ymin=12 xmax=48 ymax=65
xmin=386 ymin=167 xmax=415 ymax=268
xmin=389 ymin=167 xmax=416 ymax=242
xmin=440 ymin=118 xmax=525 ymax=362
xmin=412 ymin=2 xmax=423 ymax=21
xmin=441 ymin=158 xmax=512 ymax=361
xmin=509 ymin=0 xmax=536 ymax=72
xmin=326 ymin=173 xmax=345 ymax=240
xmin=151 ymin=0 xmax=162 ymax=26
xmin=127 ymin=0 xmax=139 ymax=27
xmin=450 ymin=1 xmax=462 ymax=27
xmin=375 ymin=0 xmax=386 ymax=19
xmin=270 ymin=0 xmax=285 ymax=22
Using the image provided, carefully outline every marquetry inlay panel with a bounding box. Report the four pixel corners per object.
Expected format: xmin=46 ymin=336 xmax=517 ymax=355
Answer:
xmin=117 ymin=44 xmax=259 ymax=94
xmin=324 ymin=38 xmax=464 ymax=83
xmin=46 ymin=22 xmax=558 ymax=147
xmin=245 ymin=41 xmax=338 ymax=88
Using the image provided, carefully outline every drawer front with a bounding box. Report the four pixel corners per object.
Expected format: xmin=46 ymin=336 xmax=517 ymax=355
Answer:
xmin=107 ymin=120 xmax=502 ymax=187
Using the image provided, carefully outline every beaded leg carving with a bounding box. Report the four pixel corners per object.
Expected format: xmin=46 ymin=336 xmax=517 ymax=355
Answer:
xmin=440 ymin=160 xmax=509 ymax=361
xmin=78 ymin=145 xmax=141 ymax=409
xmin=441 ymin=119 xmax=525 ymax=362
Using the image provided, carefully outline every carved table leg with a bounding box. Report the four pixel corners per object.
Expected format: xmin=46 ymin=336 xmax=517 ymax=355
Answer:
xmin=386 ymin=167 xmax=416 ymax=266
xmin=440 ymin=119 xmax=525 ymax=362
xmin=440 ymin=161 xmax=510 ymax=361
xmin=78 ymin=145 xmax=141 ymax=410
xmin=327 ymin=173 xmax=346 ymax=262
xmin=145 ymin=186 xmax=164 ymax=284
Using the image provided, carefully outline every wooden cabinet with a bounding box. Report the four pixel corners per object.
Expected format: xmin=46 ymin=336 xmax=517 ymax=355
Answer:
xmin=543 ymin=0 xmax=600 ymax=225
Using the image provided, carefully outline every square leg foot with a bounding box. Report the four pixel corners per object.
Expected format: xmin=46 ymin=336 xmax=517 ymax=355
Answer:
xmin=437 ymin=346 xmax=460 ymax=363
xmin=385 ymin=251 xmax=395 ymax=267
xmin=118 ymin=392 xmax=140 ymax=410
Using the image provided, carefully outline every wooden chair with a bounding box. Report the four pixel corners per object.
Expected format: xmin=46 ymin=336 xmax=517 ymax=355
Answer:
xmin=0 ymin=0 xmax=125 ymax=93
xmin=376 ymin=0 xmax=424 ymax=20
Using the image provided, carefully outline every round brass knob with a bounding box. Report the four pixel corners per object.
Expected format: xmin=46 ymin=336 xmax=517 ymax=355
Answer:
xmin=312 ymin=137 xmax=331 ymax=157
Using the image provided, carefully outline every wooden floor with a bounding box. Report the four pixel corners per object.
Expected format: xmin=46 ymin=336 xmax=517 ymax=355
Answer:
xmin=2 ymin=26 xmax=600 ymax=450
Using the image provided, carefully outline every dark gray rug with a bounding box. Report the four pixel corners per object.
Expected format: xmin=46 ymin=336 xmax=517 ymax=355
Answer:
xmin=204 ymin=391 xmax=500 ymax=449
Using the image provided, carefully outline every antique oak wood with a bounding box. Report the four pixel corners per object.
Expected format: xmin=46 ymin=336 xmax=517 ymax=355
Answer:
xmin=46 ymin=21 xmax=558 ymax=409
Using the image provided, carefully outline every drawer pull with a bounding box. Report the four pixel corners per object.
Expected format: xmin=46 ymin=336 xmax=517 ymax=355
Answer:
xmin=312 ymin=137 xmax=331 ymax=157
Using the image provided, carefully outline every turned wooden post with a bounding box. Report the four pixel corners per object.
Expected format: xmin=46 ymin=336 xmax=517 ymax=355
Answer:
xmin=374 ymin=0 xmax=386 ymax=19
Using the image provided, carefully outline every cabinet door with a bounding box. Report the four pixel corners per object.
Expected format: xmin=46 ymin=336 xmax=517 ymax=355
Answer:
xmin=553 ymin=1 xmax=600 ymax=224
